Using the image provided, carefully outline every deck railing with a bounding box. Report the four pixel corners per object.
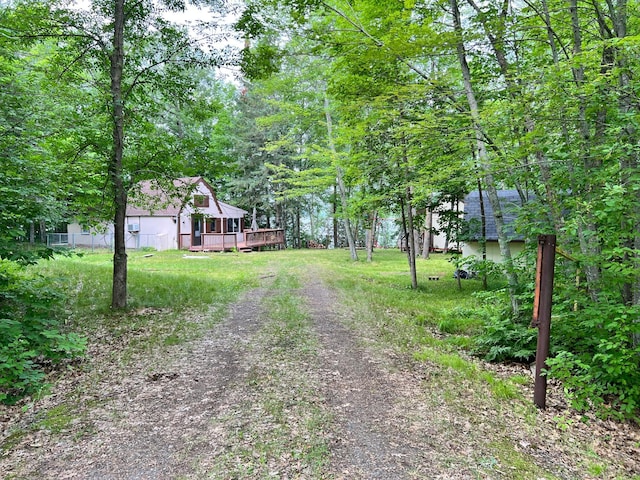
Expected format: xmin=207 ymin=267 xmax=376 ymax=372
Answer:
xmin=200 ymin=233 xmax=238 ymax=250
xmin=245 ymin=229 xmax=285 ymax=247
xmin=185 ymin=229 xmax=285 ymax=251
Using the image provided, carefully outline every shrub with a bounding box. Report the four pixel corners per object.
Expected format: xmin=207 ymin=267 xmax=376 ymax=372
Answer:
xmin=471 ymin=289 xmax=538 ymax=363
xmin=473 ymin=315 xmax=538 ymax=362
xmin=0 ymin=260 xmax=86 ymax=404
xmin=545 ymin=304 xmax=640 ymax=419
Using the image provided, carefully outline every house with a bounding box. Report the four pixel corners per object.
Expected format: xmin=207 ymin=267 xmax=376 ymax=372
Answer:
xmin=461 ymin=189 xmax=526 ymax=262
xmin=62 ymin=177 xmax=285 ymax=252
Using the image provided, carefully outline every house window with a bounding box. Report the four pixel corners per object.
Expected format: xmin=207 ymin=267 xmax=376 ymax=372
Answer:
xmin=226 ymin=218 xmax=240 ymax=233
xmin=81 ymin=225 xmax=90 ymax=235
xmin=194 ymin=195 xmax=209 ymax=208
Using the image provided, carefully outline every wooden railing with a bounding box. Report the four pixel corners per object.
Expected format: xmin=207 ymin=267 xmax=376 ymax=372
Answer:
xmin=245 ymin=229 xmax=285 ymax=247
xmin=183 ymin=229 xmax=285 ymax=251
xmin=201 ymin=233 xmax=238 ymax=250
xmin=180 ymin=233 xmax=191 ymax=250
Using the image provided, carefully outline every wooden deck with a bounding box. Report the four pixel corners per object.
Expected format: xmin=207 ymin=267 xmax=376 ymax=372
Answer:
xmin=184 ymin=229 xmax=285 ymax=252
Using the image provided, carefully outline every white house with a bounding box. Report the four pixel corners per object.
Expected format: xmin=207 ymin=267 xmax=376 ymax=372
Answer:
xmin=125 ymin=176 xmax=248 ymax=251
xmin=64 ymin=177 xmax=285 ymax=252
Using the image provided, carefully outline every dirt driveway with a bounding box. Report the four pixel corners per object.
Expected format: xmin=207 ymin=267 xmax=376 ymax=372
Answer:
xmin=1 ymin=266 xmax=639 ymax=479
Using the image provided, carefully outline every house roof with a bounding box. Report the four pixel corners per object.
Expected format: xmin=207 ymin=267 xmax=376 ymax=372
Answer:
xmin=126 ymin=177 xmax=247 ymax=218
xmin=217 ymin=200 xmax=248 ymax=218
xmin=463 ymin=189 xmax=525 ymax=241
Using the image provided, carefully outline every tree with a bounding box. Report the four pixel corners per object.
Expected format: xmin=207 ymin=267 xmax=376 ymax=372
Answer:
xmin=236 ymin=0 xmax=640 ymax=415
xmin=6 ymin=0 xmax=233 ymax=308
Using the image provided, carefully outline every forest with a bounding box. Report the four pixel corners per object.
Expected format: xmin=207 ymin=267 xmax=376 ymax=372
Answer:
xmin=1 ymin=0 xmax=639 ymax=420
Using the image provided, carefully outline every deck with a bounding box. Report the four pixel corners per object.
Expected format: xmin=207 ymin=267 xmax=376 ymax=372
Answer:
xmin=183 ymin=229 xmax=285 ymax=252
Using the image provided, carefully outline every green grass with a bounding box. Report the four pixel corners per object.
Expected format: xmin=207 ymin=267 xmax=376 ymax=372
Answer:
xmin=22 ymin=248 xmax=621 ymax=478
xmin=33 ymin=248 xmax=505 ymax=388
xmin=33 ymin=250 xmax=274 ymax=358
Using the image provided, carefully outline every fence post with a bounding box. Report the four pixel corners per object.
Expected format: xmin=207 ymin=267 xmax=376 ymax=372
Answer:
xmin=532 ymin=234 xmax=556 ymax=409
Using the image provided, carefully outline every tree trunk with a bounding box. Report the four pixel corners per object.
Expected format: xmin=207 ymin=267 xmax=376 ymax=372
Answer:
xmin=332 ymin=184 xmax=338 ymax=248
xmin=606 ymin=0 xmax=640 ymax=343
xmin=399 ymin=194 xmax=418 ymax=289
xmin=466 ymin=0 xmax=563 ymax=230
xmin=399 ymin=130 xmax=418 ymax=289
xmin=569 ymin=0 xmax=602 ymax=301
xmin=405 ymin=188 xmax=418 ymax=289
xmin=366 ymin=210 xmax=377 ymax=262
xmin=110 ymin=0 xmax=127 ymax=309
xmin=295 ymin=205 xmax=301 ymax=248
xmin=450 ymin=0 xmax=518 ymax=314
xmin=39 ymin=220 xmax=46 ymax=243
xmin=324 ymin=94 xmax=358 ymax=260
xmin=477 ymin=178 xmax=488 ymax=290
xmin=422 ymin=208 xmax=432 ymax=259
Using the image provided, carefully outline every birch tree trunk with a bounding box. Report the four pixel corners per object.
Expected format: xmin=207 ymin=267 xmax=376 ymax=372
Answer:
xmin=568 ymin=0 xmax=602 ymax=301
xmin=450 ymin=0 xmax=519 ymax=314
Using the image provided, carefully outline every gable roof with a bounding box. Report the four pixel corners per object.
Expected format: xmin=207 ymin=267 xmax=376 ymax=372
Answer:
xmin=463 ymin=189 xmax=525 ymax=241
xmin=126 ymin=177 xmax=247 ymax=218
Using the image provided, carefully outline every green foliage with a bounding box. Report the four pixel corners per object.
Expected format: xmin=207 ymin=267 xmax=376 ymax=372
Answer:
xmin=0 ymin=260 xmax=86 ymax=404
xmin=469 ymin=287 xmax=537 ymax=363
xmin=545 ymin=304 xmax=640 ymax=419
xmin=473 ymin=315 xmax=538 ymax=363
xmin=438 ymin=306 xmax=485 ymax=335
xmin=471 ymin=278 xmax=640 ymax=418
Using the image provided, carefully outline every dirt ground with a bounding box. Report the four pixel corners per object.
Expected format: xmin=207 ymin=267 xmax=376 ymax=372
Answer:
xmin=1 ymin=268 xmax=639 ymax=479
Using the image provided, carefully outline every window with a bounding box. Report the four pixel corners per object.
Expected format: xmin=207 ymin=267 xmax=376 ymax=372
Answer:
xmin=226 ymin=218 xmax=240 ymax=233
xmin=81 ymin=225 xmax=90 ymax=235
xmin=194 ymin=195 xmax=209 ymax=208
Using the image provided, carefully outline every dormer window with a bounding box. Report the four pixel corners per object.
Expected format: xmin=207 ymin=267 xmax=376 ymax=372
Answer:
xmin=194 ymin=195 xmax=209 ymax=208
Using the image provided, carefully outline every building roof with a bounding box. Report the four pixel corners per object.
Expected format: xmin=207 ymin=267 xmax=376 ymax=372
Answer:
xmin=126 ymin=177 xmax=247 ymax=218
xmin=217 ymin=200 xmax=248 ymax=218
xmin=463 ymin=189 xmax=525 ymax=241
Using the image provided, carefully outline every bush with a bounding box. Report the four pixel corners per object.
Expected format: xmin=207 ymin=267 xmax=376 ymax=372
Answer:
xmin=0 ymin=259 xmax=86 ymax=404
xmin=473 ymin=315 xmax=538 ymax=362
xmin=468 ymin=288 xmax=538 ymax=362
xmin=470 ymin=280 xmax=640 ymax=419
xmin=545 ymin=304 xmax=640 ymax=419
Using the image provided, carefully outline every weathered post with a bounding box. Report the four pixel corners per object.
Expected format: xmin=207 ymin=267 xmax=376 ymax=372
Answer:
xmin=532 ymin=234 xmax=556 ymax=409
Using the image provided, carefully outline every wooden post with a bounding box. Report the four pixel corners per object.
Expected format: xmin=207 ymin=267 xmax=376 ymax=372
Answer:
xmin=532 ymin=234 xmax=556 ymax=409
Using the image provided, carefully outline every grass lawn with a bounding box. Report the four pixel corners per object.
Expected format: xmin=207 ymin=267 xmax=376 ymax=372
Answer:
xmin=37 ymin=248 xmax=489 ymax=346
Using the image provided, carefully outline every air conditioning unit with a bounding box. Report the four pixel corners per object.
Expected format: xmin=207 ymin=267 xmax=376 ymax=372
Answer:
xmin=127 ymin=223 xmax=140 ymax=233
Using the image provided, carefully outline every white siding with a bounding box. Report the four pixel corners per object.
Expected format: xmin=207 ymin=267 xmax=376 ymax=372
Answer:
xmin=124 ymin=216 xmax=178 ymax=250
xmin=462 ymin=241 xmax=525 ymax=263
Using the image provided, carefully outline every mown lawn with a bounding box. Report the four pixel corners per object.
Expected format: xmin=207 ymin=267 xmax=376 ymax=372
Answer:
xmin=37 ymin=248 xmax=488 ymax=348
